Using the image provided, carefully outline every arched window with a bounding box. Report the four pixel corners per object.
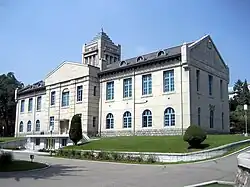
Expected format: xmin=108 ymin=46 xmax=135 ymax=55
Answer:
xmin=164 ymin=107 xmax=175 ymax=126
xmin=157 ymin=50 xmax=165 ymax=57
xmin=35 ymin=120 xmax=40 ymax=132
xmin=19 ymin=121 xmax=23 ymax=132
xmin=123 ymin=111 xmax=132 ymax=128
xmin=142 ymin=110 xmax=152 ymax=127
xmin=27 ymin=121 xmax=32 ymax=132
xmin=106 ymin=113 xmax=114 ymax=129
xmin=62 ymin=88 xmax=69 ymax=107
xmin=119 ymin=61 xmax=127 ymax=66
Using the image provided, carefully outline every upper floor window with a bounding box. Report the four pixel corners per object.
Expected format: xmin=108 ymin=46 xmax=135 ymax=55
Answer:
xmin=36 ymin=96 xmax=42 ymax=111
xmin=50 ymin=116 xmax=54 ymax=130
xmin=28 ymin=98 xmax=33 ymax=112
xmin=164 ymin=107 xmax=175 ymax=126
xmin=62 ymin=89 xmax=69 ymax=107
xmin=123 ymin=111 xmax=132 ymax=128
xmin=93 ymin=86 xmax=96 ymax=96
xmin=35 ymin=120 xmax=40 ymax=131
xmin=142 ymin=74 xmax=152 ymax=95
xmin=27 ymin=120 xmax=32 ymax=132
xmin=106 ymin=81 xmax=114 ymax=100
xmin=196 ymin=70 xmax=200 ymax=92
xmin=77 ymin=85 xmax=83 ymax=102
xmin=106 ymin=113 xmax=114 ymax=129
xmin=208 ymin=75 xmax=213 ymax=95
xmin=142 ymin=109 xmax=152 ymax=127
xmin=50 ymin=91 xmax=55 ymax=106
xmin=123 ymin=78 xmax=132 ymax=98
xmin=93 ymin=116 xmax=96 ymax=127
xmin=220 ymin=80 xmax=223 ymax=99
xmin=20 ymin=100 xmax=25 ymax=112
xmin=163 ymin=70 xmax=174 ymax=92
xmin=19 ymin=121 xmax=23 ymax=132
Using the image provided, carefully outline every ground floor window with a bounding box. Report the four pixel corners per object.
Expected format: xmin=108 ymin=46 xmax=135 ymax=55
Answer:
xmin=62 ymin=138 xmax=67 ymax=147
xmin=35 ymin=138 xmax=40 ymax=146
xmin=45 ymin=138 xmax=55 ymax=149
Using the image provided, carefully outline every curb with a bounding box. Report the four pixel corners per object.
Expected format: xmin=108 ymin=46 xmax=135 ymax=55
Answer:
xmin=47 ymin=145 xmax=250 ymax=167
xmin=184 ymin=180 xmax=235 ymax=187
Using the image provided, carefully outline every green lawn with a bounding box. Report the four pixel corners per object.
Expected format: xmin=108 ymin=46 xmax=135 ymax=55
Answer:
xmin=0 ymin=160 xmax=47 ymax=172
xmin=64 ymin=135 xmax=250 ymax=153
xmin=0 ymin=137 xmax=23 ymax=143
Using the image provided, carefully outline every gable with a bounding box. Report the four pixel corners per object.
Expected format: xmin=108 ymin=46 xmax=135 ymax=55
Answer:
xmin=189 ymin=35 xmax=228 ymax=74
xmin=45 ymin=62 xmax=90 ymax=86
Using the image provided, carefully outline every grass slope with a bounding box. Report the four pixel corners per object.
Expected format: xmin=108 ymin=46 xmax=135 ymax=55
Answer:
xmin=65 ymin=135 xmax=250 ymax=153
xmin=0 ymin=137 xmax=23 ymax=143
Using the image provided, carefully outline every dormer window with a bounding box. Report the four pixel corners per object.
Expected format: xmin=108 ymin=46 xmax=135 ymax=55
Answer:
xmin=157 ymin=50 xmax=165 ymax=57
xmin=136 ymin=56 xmax=144 ymax=62
xmin=120 ymin=61 xmax=127 ymax=66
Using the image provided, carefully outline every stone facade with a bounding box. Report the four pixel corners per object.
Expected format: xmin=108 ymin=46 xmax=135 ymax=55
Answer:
xmin=14 ymin=30 xmax=230 ymax=150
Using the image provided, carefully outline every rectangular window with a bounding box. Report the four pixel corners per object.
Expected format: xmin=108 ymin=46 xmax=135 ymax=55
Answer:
xmin=62 ymin=91 xmax=69 ymax=107
xmin=35 ymin=138 xmax=40 ymax=146
xmin=93 ymin=117 xmax=96 ymax=127
xmin=50 ymin=91 xmax=55 ymax=106
xmin=123 ymin=78 xmax=132 ymax=98
xmin=198 ymin=107 xmax=201 ymax=126
xmin=50 ymin=116 xmax=54 ymax=130
xmin=93 ymin=86 xmax=96 ymax=96
xmin=20 ymin=100 xmax=25 ymax=112
xmin=196 ymin=70 xmax=200 ymax=92
xmin=222 ymin=112 xmax=224 ymax=130
xmin=36 ymin=96 xmax=42 ymax=111
xmin=28 ymin=98 xmax=33 ymax=112
xmin=106 ymin=81 xmax=114 ymax=100
xmin=220 ymin=80 xmax=223 ymax=99
xmin=210 ymin=110 xmax=214 ymax=128
xmin=208 ymin=75 xmax=213 ymax=95
xmin=163 ymin=70 xmax=174 ymax=92
xmin=76 ymin=85 xmax=83 ymax=102
xmin=142 ymin=74 xmax=152 ymax=95
xmin=62 ymin=138 xmax=67 ymax=147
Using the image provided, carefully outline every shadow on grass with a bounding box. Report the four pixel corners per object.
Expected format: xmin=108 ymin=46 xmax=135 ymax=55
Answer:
xmin=0 ymin=164 xmax=88 ymax=181
xmin=188 ymin=143 xmax=210 ymax=150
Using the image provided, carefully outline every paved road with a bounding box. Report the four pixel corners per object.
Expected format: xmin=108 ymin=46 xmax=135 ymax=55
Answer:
xmin=0 ymin=149 xmax=244 ymax=187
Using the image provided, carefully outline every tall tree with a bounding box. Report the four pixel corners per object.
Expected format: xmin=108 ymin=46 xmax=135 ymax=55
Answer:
xmin=69 ymin=114 xmax=83 ymax=145
xmin=233 ymin=79 xmax=250 ymax=105
xmin=0 ymin=72 xmax=23 ymax=136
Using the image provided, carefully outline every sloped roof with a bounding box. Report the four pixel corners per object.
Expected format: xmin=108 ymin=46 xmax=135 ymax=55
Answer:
xmin=90 ymin=29 xmax=114 ymax=44
xmin=18 ymin=80 xmax=45 ymax=95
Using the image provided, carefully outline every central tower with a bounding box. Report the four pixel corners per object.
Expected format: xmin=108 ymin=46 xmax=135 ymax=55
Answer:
xmin=81 ymin=29 xmax=121 ymax=70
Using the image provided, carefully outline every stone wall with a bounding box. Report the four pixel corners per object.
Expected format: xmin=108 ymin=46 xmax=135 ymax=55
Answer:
xmin=235 ymin=166 xmax=250 ymax=187
xmin=99 ymin=128 xmax=185 ymax=137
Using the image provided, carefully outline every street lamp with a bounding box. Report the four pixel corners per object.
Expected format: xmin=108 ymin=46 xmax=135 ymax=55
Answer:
xmin=244 ymin=104 xmax=248 ymax=137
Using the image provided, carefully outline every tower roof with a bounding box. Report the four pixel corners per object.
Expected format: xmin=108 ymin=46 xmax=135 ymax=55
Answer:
xmin=90 ymin=28 xmax=114 ymax=44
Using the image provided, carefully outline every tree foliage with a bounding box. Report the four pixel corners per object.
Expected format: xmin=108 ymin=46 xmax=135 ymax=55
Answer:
xmin=69 ymin=115 xmax=83 ymax=145
xmin=0 ymin=73 xmax=23 ymax=136
xmin=230 ymin=79 xmax=250 ymax=133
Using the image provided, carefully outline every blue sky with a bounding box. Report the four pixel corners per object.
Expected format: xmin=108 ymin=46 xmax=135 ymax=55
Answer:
xmin=0 ymin=0 xmax=249 ymax=86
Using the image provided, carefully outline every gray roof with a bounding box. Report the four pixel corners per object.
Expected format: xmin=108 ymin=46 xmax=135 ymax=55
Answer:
xmin=100 ymin=44 xmax=188 ymax=74
xmin=18 ymin=80 xmax=45 ymax=95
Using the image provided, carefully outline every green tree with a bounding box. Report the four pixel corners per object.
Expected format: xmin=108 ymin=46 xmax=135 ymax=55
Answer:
xmin=0 ymin=72 xmax=23 ymax=136
xmin=233 ymin=79 xmax=250 ymax=105
xmin=69 ymin=115 xmax=83 ymax=145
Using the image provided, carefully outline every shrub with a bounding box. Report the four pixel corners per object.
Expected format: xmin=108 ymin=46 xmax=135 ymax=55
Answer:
xmin=0 ymin=152 xmax=13 ymax=166
xmin=183 ymin=125 xmax=207 ymax=148
xmin=69 ymin=115 xmax=83 ymax=145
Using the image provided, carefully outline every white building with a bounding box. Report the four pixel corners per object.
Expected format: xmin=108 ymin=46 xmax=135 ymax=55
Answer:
xmin=14 ymin=30 xmax=230 ymax=150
